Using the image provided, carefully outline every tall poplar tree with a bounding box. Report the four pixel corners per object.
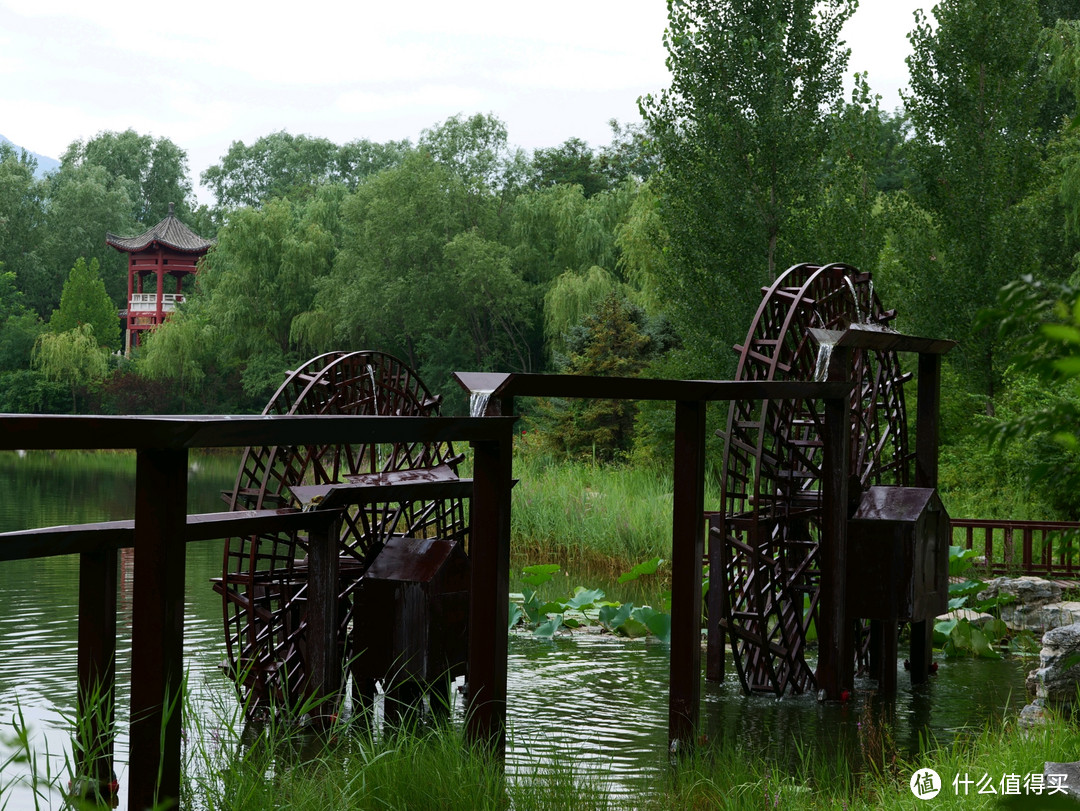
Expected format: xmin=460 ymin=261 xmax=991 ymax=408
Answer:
xmin=641 ymin=0 xmax=856 ymax=373
xmin=903 ymin=0 xmax=1047 ymax=407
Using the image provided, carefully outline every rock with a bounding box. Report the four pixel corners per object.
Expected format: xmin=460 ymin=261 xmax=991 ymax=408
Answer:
xmin=1044 ymin=762 xmax=1080 ymax=799
xmin=1019 ymin=700 xmax=1050 ymax=729
xmin=979 ymin=577 xmax=1069 ymax=633
xmin=945 ymin=607 xmax=995 ymax=624
xmin=980 ymin=576 xmax=1063 ymax=607
xmin=1031 ymin=623 xmax=1080 ymax=707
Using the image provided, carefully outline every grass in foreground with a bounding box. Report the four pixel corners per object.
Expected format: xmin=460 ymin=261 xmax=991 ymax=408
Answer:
xmin=179 ymin=688 xmax=1080 ymax=811
xmin=6 ymin=682 xmax=1080 ymax=810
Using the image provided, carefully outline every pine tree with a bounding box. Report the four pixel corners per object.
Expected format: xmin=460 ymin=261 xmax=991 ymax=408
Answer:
xmin=50 ymin=257 xmax=121 ymax=350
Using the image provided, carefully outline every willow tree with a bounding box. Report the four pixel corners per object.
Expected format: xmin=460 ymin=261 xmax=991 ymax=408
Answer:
xmin=32 ymin=322 xmax=109 ymax=412
xmin=641 ymin=0 xmax=856 ymax=374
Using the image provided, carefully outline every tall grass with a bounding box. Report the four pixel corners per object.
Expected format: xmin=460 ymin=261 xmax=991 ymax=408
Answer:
xmin=510 ymin=455 xmax=722 ymax=575
xmin=182 ymin=688 xmax=620 ymax=811
xmin=7 ymin=668 xmax=1080 ymax=810
xmin=650 ymin=710 xmax=1080 ymax=810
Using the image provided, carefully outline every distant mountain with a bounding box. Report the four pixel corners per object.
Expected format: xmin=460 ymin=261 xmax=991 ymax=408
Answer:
xmin=0 ymin=134 xmax=60 ymax=178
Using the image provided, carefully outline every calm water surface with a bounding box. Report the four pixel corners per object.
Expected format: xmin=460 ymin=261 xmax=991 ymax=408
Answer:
xmin=0 ymin=451 xmax=1032 ymax=808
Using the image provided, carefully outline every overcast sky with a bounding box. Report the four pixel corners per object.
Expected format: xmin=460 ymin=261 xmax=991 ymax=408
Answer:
xmin=1 ymin=0 xmax=925 ymax=205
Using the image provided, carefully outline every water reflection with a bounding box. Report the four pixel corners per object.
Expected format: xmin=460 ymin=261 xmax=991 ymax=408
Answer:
xmin=0 ymin=450 xmax=1033 ymax=809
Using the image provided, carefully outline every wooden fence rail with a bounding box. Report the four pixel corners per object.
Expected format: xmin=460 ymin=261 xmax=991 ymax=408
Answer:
xmin=950 ymin=518 xmax=1080 ymax=578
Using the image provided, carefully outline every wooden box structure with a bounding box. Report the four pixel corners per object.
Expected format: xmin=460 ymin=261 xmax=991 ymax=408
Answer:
xmin=351 ymin=536 xmax=470 ymax=705
xmin=847 ymin=486 xmax=949 ymax=623
xmin=846 ymin=485 xmax=949 ymax=692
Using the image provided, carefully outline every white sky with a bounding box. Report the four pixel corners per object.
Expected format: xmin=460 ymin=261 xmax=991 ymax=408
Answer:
xmin=0 ymin=0 xmax=926 ymax=204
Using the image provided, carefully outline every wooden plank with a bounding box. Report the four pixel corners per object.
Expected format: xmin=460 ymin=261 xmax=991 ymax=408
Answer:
xmin=0 ymin=509 xmax=337 ymax=562
xmin=451 ymin=373 xmax=852 ymax=403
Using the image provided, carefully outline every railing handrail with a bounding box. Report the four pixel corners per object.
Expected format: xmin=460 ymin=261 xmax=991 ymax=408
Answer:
xmin=0 ymin=413 xmax=515 ymax=451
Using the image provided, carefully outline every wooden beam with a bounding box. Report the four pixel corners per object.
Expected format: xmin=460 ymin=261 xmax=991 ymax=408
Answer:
xmin=465 ymin=432 xmax=513 ymax=755
xmin=128 ymin=448 xmax=187 ymax=811
xmin=669 ymin=399 xmax=706 ymax=748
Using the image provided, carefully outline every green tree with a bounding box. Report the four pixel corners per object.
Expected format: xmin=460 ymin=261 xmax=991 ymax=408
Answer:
xmin=904 ymin=0 xmax=1047 ymax=406
xmin=0 ymin=268 xmax=44 ymax=371
xmin=60 ymin=129 xmax=194 ymax=223
xmin=39 ymin=163 xmax=136 ymax=310
xmin=32 ymin=322 xmax=110 ymax=412
xmin=809 ymin=74 xmax=888 ymax=273
xmin=201 ymin=131 xmax=411 ymax=209
xmin=418 ymin=113 xmax=526 ymax=199
xmin=194 ymin=189 xmax=340 ymax=398
xmin=539 ymin=294 xmax=655 ymax=462
xmin=982 ymin=275 xmax=1080 ymax=516
xmin=531 ymin=138 xmax=608 ymax=197
xmin=641 ymin=0 xmax=856 ymax=373
xmin=49 ymin=257 xmax=121 ymax=350
xmin=0 ymin=144 xmax=47 ymax=312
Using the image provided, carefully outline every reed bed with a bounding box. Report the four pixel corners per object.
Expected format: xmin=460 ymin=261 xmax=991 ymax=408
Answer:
xmin=509 ymin=455 xmax=723 ymax=577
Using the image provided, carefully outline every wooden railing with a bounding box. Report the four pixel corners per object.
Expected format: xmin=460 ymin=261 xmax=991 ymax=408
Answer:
xmin=0 ymin=414 xmax=516 ymax=811
xmin=951 ymin=518 xmax=1080 ymax=578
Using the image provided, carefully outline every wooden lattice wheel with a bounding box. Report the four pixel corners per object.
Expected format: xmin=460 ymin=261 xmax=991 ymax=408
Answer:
xmin=215 ymin=351 xmax=467 ymax=714
xmin=715 ymin=263 xmax=913 ymax=696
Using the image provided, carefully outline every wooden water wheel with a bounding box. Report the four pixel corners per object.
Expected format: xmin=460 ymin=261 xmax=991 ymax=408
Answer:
xmin=214 ymin=350 xmax=468 ymax=714
xmin=714 ymin=263 xmax=913 ymax=695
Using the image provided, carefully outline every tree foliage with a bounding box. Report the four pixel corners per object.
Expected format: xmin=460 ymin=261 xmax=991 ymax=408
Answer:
xmin=538 ymin=294 xmax=657 ymax=463
xmin=32 ymin=322 xmax=110 ymax=412
xmin=903 ymin=0 xmax=1047 ymax=404
xmin=201 ymin=131 xmax=410 ymax=208
xmin=50 ymin=257 xmax=120 ymax=350
xmin=641 ymin=0 xmax=856 ymax=373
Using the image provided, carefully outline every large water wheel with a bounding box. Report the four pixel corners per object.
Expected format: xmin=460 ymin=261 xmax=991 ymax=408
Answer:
xmin=714 ymin=263 xmax=913 ymax=696
xmin=214 ymin=350 xmax=468 ymax=714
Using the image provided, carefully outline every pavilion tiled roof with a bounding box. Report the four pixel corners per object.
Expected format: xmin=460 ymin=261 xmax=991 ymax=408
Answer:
xmin=106 ymin=203 xmax=215 ymax=254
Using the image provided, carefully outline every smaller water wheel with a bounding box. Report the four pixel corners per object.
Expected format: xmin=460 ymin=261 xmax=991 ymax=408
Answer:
xmin=214 ymin=351 xmax=468 ymax=715
xmin=715 ymin=263 xmax=914 ymax=696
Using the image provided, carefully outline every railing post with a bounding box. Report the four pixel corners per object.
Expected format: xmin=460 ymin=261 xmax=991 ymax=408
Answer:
xmin=129 ymin=448 xmax=187 ymax=811
xmin=466 ymin=425 xmax=513 ymax=755
xmin=306 ymin=513 xmax=341 ymax=721
xmin=76 ymin=547 xmax=117 ymax=802
xmin=669 ymin=399 xmax=706 ymax=748
xmin=817 ymin=389 xmax=852 ymax=699
xmin=910 ymin=352 xmax=945 ymax=684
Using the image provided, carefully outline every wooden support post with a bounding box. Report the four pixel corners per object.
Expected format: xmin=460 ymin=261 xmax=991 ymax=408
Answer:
xmin=705 ymin=514 xmax=725 ymax=682
xmin=817 ymin=389 xmax=852 ymax=699
xmin=76 ymin=546 xmax=117 ymax=802
xmin=915 ymin=352 xmax=942 ymax=490
xmin=669 ymin=399 xmax=706 ymax=749
xmin=465 ymin=430 xmax=513 ymax=755
xmin=129 ymin=448 xmax=187 ymax=811
xmin=879 ymin=622 xmax=899 ymax=695
xmin=306 ymin=514 xmax=341 ymax=720
xmin=911 ymin=352 xmax=943 ymax=685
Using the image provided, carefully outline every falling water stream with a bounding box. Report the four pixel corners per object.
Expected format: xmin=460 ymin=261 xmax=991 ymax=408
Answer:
xmin=0 ymin=451 xmax=1034 ymax=808
xmin=469 ymin=389 xmax=493 ymax=418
